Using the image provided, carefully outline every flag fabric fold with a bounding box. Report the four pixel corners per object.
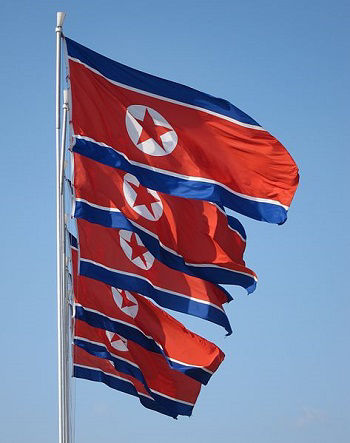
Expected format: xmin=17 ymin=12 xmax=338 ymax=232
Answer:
xmin=71 ymin=236 xmax=225 ymax=385
xmin=76 ymin=219 xmax=233 ymax=334
xmin=74 ymin=320 xmax=203 ymax=416
xmin=73 ymin=152 xmax=257 ymax=289
xmin=66 ymin=37 xmax=299 ymax=224
xmin=74 ymin=345 xmax=200 ymax=418
xmin=65 ymin=33 xmax=299 ymax=418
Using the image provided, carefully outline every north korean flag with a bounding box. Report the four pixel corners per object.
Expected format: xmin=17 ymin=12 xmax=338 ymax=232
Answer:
xmin=66 ymin=37 xmax=299 ymax=224
xmin=70 ymin=236 xmax=225 ymax=384
xmin=74 ymin=345 xmax=200 ymax=418
xmin=74 ymin=320 xmax=203 ymax=417
xmin=73 ymin=153 xmax=257 ymax=288
xmin=76 ymin=219 xmax=233 ymax=334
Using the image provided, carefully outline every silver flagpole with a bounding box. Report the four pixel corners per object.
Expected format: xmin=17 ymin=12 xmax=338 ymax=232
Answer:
xmin=60 ymin=89 xmax=71 ymax=443
xmin=56 ymin=11 xmax=68 ymax=443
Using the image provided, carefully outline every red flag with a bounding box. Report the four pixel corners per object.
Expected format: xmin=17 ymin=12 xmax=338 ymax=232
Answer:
xmin=66 ymin=38 xmax=299 ymax=224
xmin=73 ymin=345 xmax=200 ymax=418
xmin=76 ymin=219 xmax=233 ymax=333
xmin=70 ymin=241 xmax=225 ymax=384
xmin=74 ymin=320 xmax=202 ymax=414
xmin=73 ymin=152 xmax=247 ymax=268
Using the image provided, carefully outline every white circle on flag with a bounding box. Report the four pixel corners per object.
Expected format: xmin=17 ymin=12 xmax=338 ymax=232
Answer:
xmin=106 ymin=330 xmax=128 ymax=352
xmin=123 ymin=173 xmax=163 ymax=221
xmin=111 ymin=287 xmax=139 ymax=319
xmin=119 ymin=229 xmax=155 ymax=270
xmin=125 ymin=105 xmax=178 ymax=156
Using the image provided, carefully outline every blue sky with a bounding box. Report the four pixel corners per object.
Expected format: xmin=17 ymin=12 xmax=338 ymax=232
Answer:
xmin=1 ymin=0 xmax=349 ymax=442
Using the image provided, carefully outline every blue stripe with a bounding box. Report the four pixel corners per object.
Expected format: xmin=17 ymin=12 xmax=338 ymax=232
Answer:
xmin=75 ymin=200 xmax=255 ymax=292
xmin=68 ymin=232 xmax=78 ymax=249
xmin=74 ymin=338 xmax=151 ymax=394
xmin=74 ymin=366 xmax=192 ymax=418
xmin=65 ymin=37 xmax=259 ymax=127
xmin=227 ymin=215 xmax=246 ymax=240
xmin=142 ymin=388 xmax=195 ymax=417
xmin=75 ymin=306 xmax=161 ymax=353
xmin=73 ymin=137 xmax=288 ymax=224
xmin=79 ymin=259 xmax=232 ymax=335
xmin=75 ymin=306 xmax=212 ymax=385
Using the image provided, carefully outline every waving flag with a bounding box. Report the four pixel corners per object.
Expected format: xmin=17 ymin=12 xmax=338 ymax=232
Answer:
xmin=76 ymin=219 xmax=233 ymax=333
xmin=74 ymin=345 xmax=200 ymax=418
xmin=71 ymin=238 xmax=225 ymax=384
xmin=75 ymin=319 xmax=152 ymax=394
xmin=73 ymin=153 xmax=257 ymax=287
xmin=74 ymin=320 xmax=203 ymax=417
xmin=66 ymin=37 xmax=299 ymax=224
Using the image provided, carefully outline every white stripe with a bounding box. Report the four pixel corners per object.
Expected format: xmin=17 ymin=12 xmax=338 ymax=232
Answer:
xmin=77 ymin=199 xmax=256 ymax=281
xmin=69 ymin=55 xmax=263 ymax=131
xmin=74 ymin=303 xmax=158 ymax=342
xmin=186 ymin=262 xmax=257 ymax=281
xmin=211 ymin=203 xmax=246 ymax=243
xmin=80 ymin=257 xmax=226 ymax=312
xmin=76 ymin=335 xmax=212 ymax=377
xmin=74 ymin=362 xmax=194 ymax=407
xmin=118 ymin=219 xmax=255 ymax=280
xmin=74 ymin=134 xmax=289 ymax=210
xmin=166 ymin=357 xmax=213 ymax=375
xmin=76 ymin=171 xmax=245 ymax=242
xmin=149 ymin=388 xmax=195 ymax=407
xmin=74 ymin=304 xmax=212 ymax=374
xmin=76 ymin=197 xmax=122 ymax=213
xmin=73 ymin=363 xmax=153 ymax=400
xmin=226 ymin=225 xmax=246 ymax=243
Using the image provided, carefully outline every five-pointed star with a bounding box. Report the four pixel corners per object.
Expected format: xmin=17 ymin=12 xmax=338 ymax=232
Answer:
xmin=109 ymin=332 xmax=127 ymax=346
xmin=127 ymin=181 xmax=160 ymax=218
xmin=118 ymin=290 xmax=137 ymax=309
xmin=135 ymin=109 xmax=171 ymax=149
xmin=110 ymin=332 xmax=120 ymax=342
xmin=125 ymin=232 xmax=149 ymax=268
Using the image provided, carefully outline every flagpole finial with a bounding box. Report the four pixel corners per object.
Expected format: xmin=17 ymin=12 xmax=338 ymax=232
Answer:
xmin=56 ymin=12 xmax=66 ymax=28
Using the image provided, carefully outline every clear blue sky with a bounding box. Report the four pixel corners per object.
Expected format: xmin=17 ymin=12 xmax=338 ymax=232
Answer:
xmin=1 ymin=0 xmax=349 ymax=442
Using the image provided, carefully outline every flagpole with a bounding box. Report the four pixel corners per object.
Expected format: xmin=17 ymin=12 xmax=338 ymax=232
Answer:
xmin=61 ymin=89 xmax=71 ymax=443
xmin=56 ymin=11 xmax=70 ymax=443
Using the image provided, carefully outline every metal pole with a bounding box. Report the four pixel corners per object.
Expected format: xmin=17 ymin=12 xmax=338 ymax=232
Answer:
xmin=60 ymin=90 xmax=71 ymax=443
xmin=56 ymin=11 xmax=67 ymax=443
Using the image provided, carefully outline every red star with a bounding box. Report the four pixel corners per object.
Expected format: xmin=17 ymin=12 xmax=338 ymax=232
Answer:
xmin=127 ymin=181 xmax=160 ymax=218
xmin=110 ymin=332 xmax=121 ymax=343
xmin=135 ymin=109 xmax=171 ymax=149
xmin=118 ymin=290 xmax=137 ymax=309
xmin=109 ymin=333 xmax=127 ymax=347
xmin=126 ymin=232 xmax=149 ymax=268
